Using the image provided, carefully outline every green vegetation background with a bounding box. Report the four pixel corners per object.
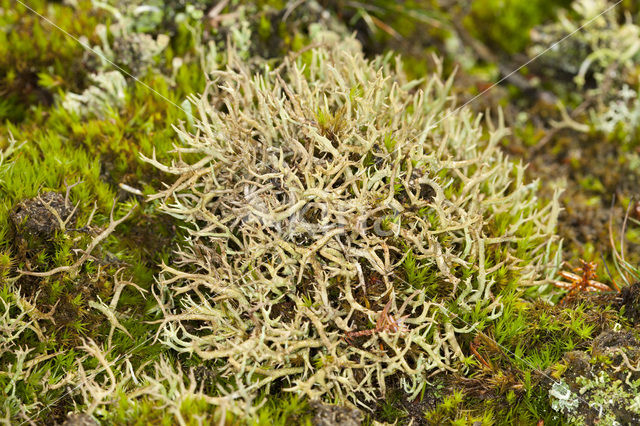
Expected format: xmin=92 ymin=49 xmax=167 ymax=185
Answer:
xmin=1 ymin=0 xmax=640 ymax=425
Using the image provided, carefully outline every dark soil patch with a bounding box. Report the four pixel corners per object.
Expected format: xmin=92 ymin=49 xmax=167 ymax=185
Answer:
xmin=192 ymin=365 xmax=219 ymax=394
xmin=10 ymin=192 xmax=75 ymax=238
xmin=368 ymin=374 xmax=445 ymax=426
xmin=591 ymin=330 xmax=640 ymax=354
xmin=9 ymin=191 xmax=78 ymax=276
xmin=45 ymin=391 xmax=77 ymax=426
xmin=618 ymin=282 xmax=640 ymax=325
xmin=269 ymin=299 xmax=297 ymax=322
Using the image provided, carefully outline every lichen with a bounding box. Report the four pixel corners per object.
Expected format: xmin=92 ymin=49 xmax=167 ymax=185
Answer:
xmin=529 ymin=0 xmax=640 ymax=89
xmin=550 ymin=331 xmax=640 ymax=425
xmin=144 ymin=37 xmax=560 ymax=409
xmin=549 ymin=379 xmax=580 ymax=415
xmin=62 ymin=71 xmax=127 ymax=118
xmin=529 ymin=0 xmax=640 ymax=139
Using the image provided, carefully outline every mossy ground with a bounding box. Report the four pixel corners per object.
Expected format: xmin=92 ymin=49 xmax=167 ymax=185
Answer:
xmin=1 ymin=0 xmax=640 ymax=424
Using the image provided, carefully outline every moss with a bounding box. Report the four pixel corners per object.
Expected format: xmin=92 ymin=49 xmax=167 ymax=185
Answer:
xmin=4 ymin=0 xmax=640 ymax=424
xmin=424 ymin=389 xmax=494 ymax=425
xmin=254 ymin=394 xmax=314 ymax=425
xmin=549 ymin=331 xmax=640 ymax=425
xmin=0 ymin=0 xmax=102 ymax=122
xmin=0 ymin=1 xmax=207 ymax=421
xmin=464 ymin=0 xmax=572 ymax=54
xmin=424 ymin=292 xmax=626 ymax=424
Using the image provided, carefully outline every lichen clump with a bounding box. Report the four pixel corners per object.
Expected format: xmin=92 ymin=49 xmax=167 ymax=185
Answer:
xmin=145 ymin=41 xmax=559 ymax=407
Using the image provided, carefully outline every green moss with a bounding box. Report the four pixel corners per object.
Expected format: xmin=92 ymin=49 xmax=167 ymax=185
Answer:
xmin=253 ymin=394 xmax=313 ymax=426
xmin=0 ymin=0 xmax=206 ymax=418
xmin=434 ymin=290 xmax=627 ymax=424
xmin=0 ymin=0 xmax=102 ymax=122
xmin=425 ymin=389 xmax=493 ymax=425
xmin=464 ymin=0 xmax=572 ymax=54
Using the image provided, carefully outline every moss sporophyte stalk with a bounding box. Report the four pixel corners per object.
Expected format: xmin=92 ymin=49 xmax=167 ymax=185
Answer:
xmin=143 ymin=38 xmax=560 ymax=411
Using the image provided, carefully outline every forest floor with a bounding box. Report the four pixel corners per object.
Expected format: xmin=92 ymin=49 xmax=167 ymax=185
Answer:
xmin=1 ymin=1 xmax=640 ymax=425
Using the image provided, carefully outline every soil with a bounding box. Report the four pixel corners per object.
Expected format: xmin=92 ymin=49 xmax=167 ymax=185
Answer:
xmin=367 ymin=374 xmax=446 ymax=426
xmin=396 ymin=387 xmax=442 ymax=426
xmin=269 ymin=299 xmax=297 ymax=323
xmin=192 ymin=365 xmax=219 ymax=394
xmin=618 ymin=282 xmax=640 ymax=325
xmin=10 ymin=192 xmax=75 ymax=238
xmin=46 ymin=392 xmax=77 ymax=426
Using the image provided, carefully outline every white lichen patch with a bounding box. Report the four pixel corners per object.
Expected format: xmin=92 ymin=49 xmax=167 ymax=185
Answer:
xmin=550 ymin=380 xmax=580 ymax=415
xmin=144 ymin=40 xmax=560 ymax=408
xmin=62 ymin=71 xmax=127 ymax=118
